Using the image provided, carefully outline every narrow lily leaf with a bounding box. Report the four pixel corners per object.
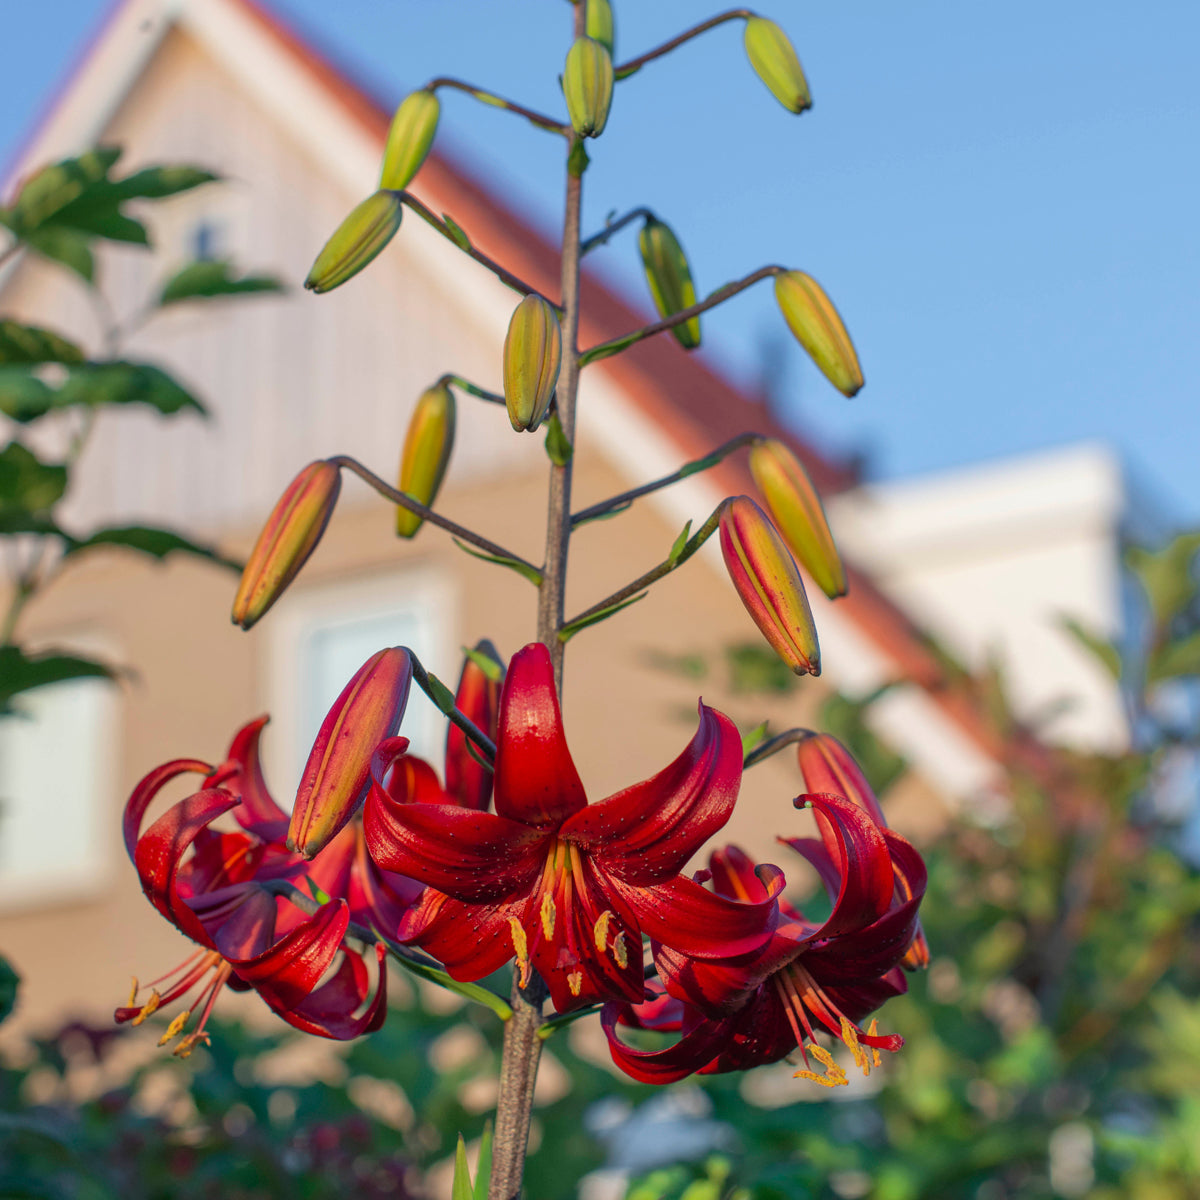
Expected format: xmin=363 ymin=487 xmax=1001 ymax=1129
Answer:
xmin=667 ymin=520 xmax=693 ymax=567
xmin=62 ymin=525 xmax=241 ymax=570
xmin=302 ymin=877 xmax=333 ymax=905
xmin=544 ymin=411 xmax=573 ymax=466
xmin=473 ymin=1123 xmax=493 ymax=1200
xmin=740 ymin=720 xmax=770 ymax=759
xmin=159 ymin=259 xmax=284 ymax=306
xmin=0 ymin=645 xmax=116 ymax=716
xmin=0 ymin=442 xmax=67 ymax=515
xmin=462 ymin=644 xmax=504 ymax=683
xmin=678 ymin=448 xmax=727 ymax=479
xmin=558 ymin=591 xmax=647 ymax=643
xmin=1058 ymin=614 xmax=1121 ymax=680
xmin=420 ymin=670 xmax=457 ymax=716
xmin=537 ymin=1003 xmax=602 ymax=1040
xmin=0 ymin=320 xmax=84 ymax=365
xmin=442 ymin=213 xmax=472 ymax=251
xmin=1148 ymin=629 xmax=1200 ymax=683
xmin=452 ymin=1135 xmax=473 ymax=1200
xmin=379 ymin=935 xmax=512 ymax=1019
xmin=573 ymin=500 xmax=632 ymax=528
xmin=451 ymin=537 xmax=543 ymax=585
xmin=578 ymin=329 xmax=639 ymax=367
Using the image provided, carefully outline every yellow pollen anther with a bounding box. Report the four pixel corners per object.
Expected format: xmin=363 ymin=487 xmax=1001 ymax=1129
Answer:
xmin=568 ymin=970 xmax=583 ymax=997
xmin=840 ymin=1016 xmax=871 ymax=1076
xmin=540 ymin=893 xmax=556 ymax=940
xmin=131 ymin=990 xmax=161 ymax=1026
xmin=593 ymin=910 xmax=614 ymax=954
xmin=612 ymin=931 xmax=629 ymax=970
xmin=508 ymin=917 xmax=531 ymax=987
xmin=867 ymin=1019 xmax=883 ymax=1068
xmin=157 ymin=1010 xmax=191 ymax=1047
xmin=173 ymin=1031 xmax=211 ymax=1059
xmin=794 ymin=1041 xmax=848 ymax=1088
xmin=127 ymin=977 xmax=139 ymax=1007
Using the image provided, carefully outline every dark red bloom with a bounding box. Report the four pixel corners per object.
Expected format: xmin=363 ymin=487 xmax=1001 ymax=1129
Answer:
xmin=364 ymin=642 xmax=781 ymax=1013
xmin=603 ymin=790 xmax=927 ymax=1086
xmin=116 ymin=718 xmax=388 ymax=1053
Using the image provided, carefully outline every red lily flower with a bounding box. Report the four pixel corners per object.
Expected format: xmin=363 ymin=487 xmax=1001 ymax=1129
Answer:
xmin=363 ymin=642 xmax=782 ymax=1013
xmin=602 ymin=790 xmax=926 ymax=1086
xmin=116 ymin=719 xmax=388 ymax=1054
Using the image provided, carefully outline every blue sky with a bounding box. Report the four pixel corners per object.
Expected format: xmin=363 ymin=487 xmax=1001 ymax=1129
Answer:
xmin=4 ymin=1 xmax=1199 ymax=520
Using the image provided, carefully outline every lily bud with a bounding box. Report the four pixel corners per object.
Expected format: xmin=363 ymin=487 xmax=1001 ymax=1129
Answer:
xmin=639 ymin=217 xmax=700 ymax=350
xmin=445 ymin=639 xmax=504 ymax=811
xmin=743 ymin=17 xmax=811 ymax=114
xmin=395 ymin=382 xmax=456 ymax=538
xmin=305 ymin=190 xmax=402 ymax=294
xmin=232 ymin=461 xmax=341 ymax=630
xmin=380 ymin=89 xmax=440 ymax=190
xmin=774 ymin=270 xmax=863 ymax=397
xmin=719 ymin=496 xmax=820 ymax=676
xmin=586 ymin=0 xmax=615 ymax=57
xmin=749 ymin=438 xmax=846 ymax=599
xmin=563 ymin=37 xmax=614 ymax=138
xmin=503 ymin=295 xmax=561 ymax=432
xmin=288 ymin=647 xmax=413 ymax=858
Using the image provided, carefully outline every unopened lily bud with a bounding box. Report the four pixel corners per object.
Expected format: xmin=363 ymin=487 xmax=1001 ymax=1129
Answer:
xmin=503 ymin=295 xmax=561 ymax=432
xmin=232 ymin=461 xmax=341 ymax=630
xmin=719 ymin=496 xmax=820 ymax=676
xmin=639 ymin=217 xmax=700 ymax=350
xmin=563 ymin=37 xmax=614 ymax=138
xmin=586 ymin=0 xmax=615 ymax=57
xmin=774 ymin=270 xmax=863 ymax=397
xmin=749 ymin=438 xmax=846 ymax=598
xmin=289 ymin=647 xmax=413 ymax=858
xmin=445 ymin=639 xmax=504 ymax=811
xmin=396 ymin=383 xmax=456 ymax=538
xmin=305 ymin=190 xmax=402 ymax=294
xmin=380 ymin=89 xmax=440 ymax=190
xmin=744 ymin=17 xmax=811 ymax=114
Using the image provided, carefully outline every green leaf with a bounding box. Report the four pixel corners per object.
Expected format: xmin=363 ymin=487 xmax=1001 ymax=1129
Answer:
xmin=441 ymin=213 xmax=472 ymax=251
xmin=558 ymin=592 xmax=647 ymax=643
xmin=0 ymin=368 xmax=54 ymax=422
xmin=158 ymin=259 xmax=284 ymax=306
xmin=0 ymin=320 xmax=85 ymax=365
xmin=0 ymin=442 xmax=67 ymax=515
xmin=4 ymin=147 xmax=121 ymax=236
xmin=567 ymin=137 xmax=591 ymax=178
xmin=740 ymin=720 xmax=770 ymax=758
xmin=0 ymin=644 xmax=116 ymax=716
xmin=0 ymin=511 xmax=62 ymax=536
xmin=1059 ymin=614 xmax=1122 ymax=680
xmin=0 ymin=955 xmax=18 ymax=1026
xmin=451 ymin=537 xmax=543 ymax=585
xmin=462 ymin=643 xmax=504 ymax=683
xmin=452 ymin=1135 xmax=474 ymax=1200
xmin=24 ymin=225 xmax=95 ymax=281
xmin=578 ymin=329 xmax=639 ymax=366
xmin=474 ymin=1123 xmax=493 ymax=1200
xmin=667 ymin=519 xmax=693 ymax=567
xmin=544 ymin=410 xmax=573 ymax=466
xmin=422 ymin=670 xmax=457 ymax=715
xmin=1148 ymin=629 xmax=1200 ymax=683
xmin=62 ymin=525 xmax=241 ymax=570
xmin=109 ymin=164 xmax=218 ymax=200
xmin=0 ymin=361 xmax=207 ymax=423
xmin=379 ymin=934 xmax=512 ymax=1019
xmin=1126 ymin=531 xmax=1200 ymax=627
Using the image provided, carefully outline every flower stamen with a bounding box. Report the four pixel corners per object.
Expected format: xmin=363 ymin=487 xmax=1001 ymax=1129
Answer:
xmin=509 ymin=916 xmax=531 ymax=987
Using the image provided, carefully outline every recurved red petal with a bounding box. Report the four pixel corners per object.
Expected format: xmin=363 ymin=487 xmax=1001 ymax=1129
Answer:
xmin=124 ymin=758 xmax=213 ymax=861
xmin=493 ymin=643 xmax=586 ymax=828
xmin=364 ymin=739 xmax=546 ymax=901
xmin=562 ymin=703 xmax=742 ymax=883
xmin=277 ymin=943 xmax=389 ymax=1039
xmin=601 ymin=1000 xmax=738 ymax=1084
xmin=220 ymin=716 xmax=289 ymax=840
xmin=397 ymin=889 xmax=520 ymax=981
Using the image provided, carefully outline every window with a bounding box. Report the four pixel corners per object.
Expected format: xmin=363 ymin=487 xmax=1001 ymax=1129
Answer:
xmin=262 ymin=567 xmax=456 ymax=804
xmin=0 ymin=678 xmax=116 ymax=909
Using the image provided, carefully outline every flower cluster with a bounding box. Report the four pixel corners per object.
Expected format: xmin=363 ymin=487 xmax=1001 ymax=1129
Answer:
xmin=120 ymin=641 xmax=925 ymax=1086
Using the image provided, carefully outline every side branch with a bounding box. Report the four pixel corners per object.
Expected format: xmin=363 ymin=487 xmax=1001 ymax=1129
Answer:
xmin=579 ymin=206 xmax=655 ymax=256
xmin=329 ymin=455 xmax=540 ymax=575
xmin=572 ymin=433 xmax=759 ymax=528
xmin=743 ymin=727 xmax=818 ymax=770
xmin=399 ymin=193 xmax=556 ymax=305
xmin=614 ymin=9 xmax=756 ymax=79
xmin=441 ymin=374 xmax=506 ymax=407
xmin=427 ymin=77 xmax=571 ymax=136
xmin=560 ymin=506 xmax=722 ymax=635
xmin=579 ymin=265 xmax=782 ymax=366
xmin=408 ymin=652 xmax=498 ymax=761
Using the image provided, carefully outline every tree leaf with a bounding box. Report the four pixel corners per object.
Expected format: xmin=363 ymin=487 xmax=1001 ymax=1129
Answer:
xmin=4 ymin=147 xmax=122 ymax=236
xmin=62 ymin=524 xmax=241 ymax=570
xmin=0 ymin=361 xmax=207 ymax=423
xmin=1147 ymin=629 xmax=1200 ymax=684
xmin=0 ymin=644 xmax=116 ymax=716
xmin=1126 ymin=531 xmax=1200 ymax=627
xmin=0 ymin=320 xmax=85 ymax=365
xmin=158 ymin=259 xmax=284 ymax=306
xmin=0 ymin=367 xmax=54 ymax=422
xmin=0 ymin=955 xmax=18 ymax=1026
xmin=24 ymin=226 xmax=94 ymax=282
xmin=0 ymin=442 xmax=67 ymax=515
xmin=1058 ymin=614 xmax=1122 ymax=680
xmin=109 ymin=165 xmax=218 ymax=200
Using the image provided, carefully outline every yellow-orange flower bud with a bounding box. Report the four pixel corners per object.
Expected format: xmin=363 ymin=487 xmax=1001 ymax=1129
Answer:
xmin=749 ymin=438 xmax=846 ymax=599
xmin=744 ymin=17 xmax=812 ymax=114
xmin=395 ymin=382 xmax=456 ymax=538
xmin=232 ymin=461 xmax=341 ymax=630
xmin=380 ymin=89 xmax=440 ymax=190
xmin=305 ymin=190 xmax=402 ymax=294
xmin=503 ymin=295 xmax=561 ymax=432
xmin=288 ymin=647 xmax=413 ymax=859
xmin=586 ymin=0 xmax=615 ymax=57
xmin=774 ymin=270 xmax=863 ymax=397
xmin=563 ymin=37 xmax=614 ymax=138
xmin=719 ymin=496 xmax=820 ymax=676
xmin=639 ymin=216 xmax=700 ymax=350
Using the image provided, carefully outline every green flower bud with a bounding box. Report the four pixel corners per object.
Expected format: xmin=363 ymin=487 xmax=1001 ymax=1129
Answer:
xmin=744 ymin=17 xmax=812 ymax=114
xmin=503 ymin=295 xmax=562 ymax=432
xmin=586 ymin=0 xmax=615 ymax=57
xmin=305 ymin=191 xmax=402 ymax=294
xmin=380 ymin=89 xmax=440 ymax=190
xmin=774 ymin=271 xmax=863 ymax=397
xmin=396 ymin=383 xmax=456 ymax=538
xmin=639 ymin=216 xmax=700 ymax=350
xmin=563 ymin=36 xmax=614 ymax=138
